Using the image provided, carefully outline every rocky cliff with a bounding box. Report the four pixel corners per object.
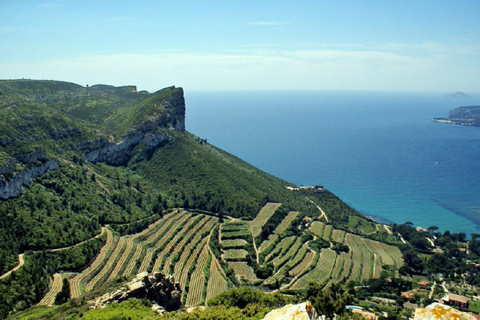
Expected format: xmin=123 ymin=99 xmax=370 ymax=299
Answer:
xmin=75 ymin=86 xmax=184 ymax=165
xmin=0 ymin=148 xmax=59 ymax=200
xmin=0 ymin=83 xmax=186 ymax=198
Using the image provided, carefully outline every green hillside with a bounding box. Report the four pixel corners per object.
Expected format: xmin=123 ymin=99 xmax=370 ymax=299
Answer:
xmin=0 ymin=80 xmax=407 ymax=318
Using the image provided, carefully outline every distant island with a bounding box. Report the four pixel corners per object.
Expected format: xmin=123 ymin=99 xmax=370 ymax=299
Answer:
xmin=444 ymin=91 xmax=472 ymax=98
xmin=432 ymin=105 xmax=480 ymax=126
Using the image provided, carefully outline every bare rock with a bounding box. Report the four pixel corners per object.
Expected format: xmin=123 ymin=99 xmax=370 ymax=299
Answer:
xmin=50 ymin=127 xmax=82 ymax=140
xmin=262 ymin=302 xmax=317 ymax=320
xmin=0 ymin=159 xmax=58 ymax=199
xmin=89 ymin=272 xmax=182 ymax=312
xmin=14 ymin=148 xmax=47 ymax=164
xmin=0 ymin=158 xmax=15 ymax=176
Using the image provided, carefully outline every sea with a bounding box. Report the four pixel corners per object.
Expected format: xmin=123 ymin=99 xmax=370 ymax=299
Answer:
xmin=185 ymin=91 xmax=480 ymax=236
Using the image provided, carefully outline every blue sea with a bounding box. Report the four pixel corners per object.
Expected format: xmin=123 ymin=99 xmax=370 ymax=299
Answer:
xmin=185 ymin=91 xmax=480 ymax=236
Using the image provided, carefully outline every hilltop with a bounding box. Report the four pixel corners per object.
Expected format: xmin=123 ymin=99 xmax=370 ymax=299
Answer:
xmin=2 ymin=80 xmax=480 ymax=319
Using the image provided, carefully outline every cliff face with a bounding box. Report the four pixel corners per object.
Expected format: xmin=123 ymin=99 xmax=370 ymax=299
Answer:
xmin=0 ymin=148 xmax=59 ymax=200
xmin=77 ymin=132 xmax=172 ymax=166
xmin=76 ymin=87 xmax=185 ymax=165
xmin=0 ymin=83 xmax=186 ymax=198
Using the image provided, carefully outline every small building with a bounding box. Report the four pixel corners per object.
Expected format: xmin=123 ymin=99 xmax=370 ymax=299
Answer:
xmin=447 ymin=293 xmax=469 ymax=309
xmin=418 ymin=281 xmax=429 ymax=286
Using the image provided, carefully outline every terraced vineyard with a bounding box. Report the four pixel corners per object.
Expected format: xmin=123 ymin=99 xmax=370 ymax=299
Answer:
xmin=205 ymin=254 xmax=229 ymax=304
xmin=291 ymin=249 xmax=337 ymax=289
xmin=39 ymin=203 xmax=402 ymax=308
xmin=223 ymin=249 xmax=248 ymax=260
xmin=222 ymin=239 xmax=248 ymax=249
xmin=38 ymin=274 xmax=63 ymax=306
xmin=69 ymin=228 xmax=114 ymax=299
xmin=158 ymin=215 xmax=206 ymax=274
xmin=250 ymin=203 xmax=281 ymax=238
xmin=228 ymin=261 xmax=259 ymax=283
xmin=84 ymin=237 xmax=126 ymax=292
xmin=258 ymin=211 xmax=299 ymax=252
xmin=138 ymin=212 xmax=193 ymax=273
xmin=310 ymin=221 xmax=325 ymax=238
xmin=184 ymin=246 xmax=210 ymax=307
xmin=264 ymin=236 xmax=296 ymax=263
xmin=173 ymin=219 xmax=217 ymax=286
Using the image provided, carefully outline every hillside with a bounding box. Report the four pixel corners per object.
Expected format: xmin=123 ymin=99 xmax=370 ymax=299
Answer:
xmin=432 ymin=105 xmax=480 ymax=126
xmin=0 ymin=80 xmax=406 ymax=318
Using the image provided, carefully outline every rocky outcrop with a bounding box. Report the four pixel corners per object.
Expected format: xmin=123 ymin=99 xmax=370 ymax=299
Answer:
xmin=0 ymin=159 xmax=58 ymax=200
xmin=75 ymin=87 xmax=184 ymax=166
xmin=77 ymin=132 xmax=172 ymax=166
xmin=262 ymin=302 xmax=317 ymax=320
xmin=0 ymin=85 xmax=186 ymax=199
xmin=414 ymin=302 xmax=476 ymax=320
xmin=0 ymin=158 xmax=15 ymax=177
xmin=0 ymin=148 xmax=59 ymax=199
xmin=164 ymin=87 xmax=186 ymax=131
xmin=13 ymin=148 xmax=48 ymax=164
xmin=50 ymin=127 xmax=82 ymax=140
xmin=89 ymin=272 xmax=182 ymax=312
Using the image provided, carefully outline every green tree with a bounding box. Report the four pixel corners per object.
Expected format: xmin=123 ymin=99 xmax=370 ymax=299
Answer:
xmin=306 ymin=282 xmax=353 ymax=320
xmin=55 ymin=278 xmax=71 ymax=305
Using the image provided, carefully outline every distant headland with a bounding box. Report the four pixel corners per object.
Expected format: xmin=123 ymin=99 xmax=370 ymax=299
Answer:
xmin=432 ymin=105 xmax=480 ymax=126
xmin=443 ymin=91 xmax=472 ymax=99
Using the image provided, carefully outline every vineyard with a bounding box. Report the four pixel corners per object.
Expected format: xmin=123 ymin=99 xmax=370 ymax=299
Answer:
xmin=38 ymin=203 xmax=402 ymax=308
xmin=250 ymin=203 xmax=281 ymax=238
xmin=38 ymin=274 xmax=63 ymax=306
xmin=258 ymin=211 xmax=298 ymax=252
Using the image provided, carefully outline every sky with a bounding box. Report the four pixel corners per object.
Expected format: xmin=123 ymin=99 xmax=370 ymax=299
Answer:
xmin=1 ymin=1 xmax=479 ymax=92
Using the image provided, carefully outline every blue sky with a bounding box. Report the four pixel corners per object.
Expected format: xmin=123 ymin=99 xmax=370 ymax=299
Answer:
xmin=1 ymin=1 xmax=479 ymax=92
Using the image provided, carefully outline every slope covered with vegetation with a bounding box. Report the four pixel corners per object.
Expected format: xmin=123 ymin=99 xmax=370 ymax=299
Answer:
xmin=0 ymin=80 xmax=413 ymax=318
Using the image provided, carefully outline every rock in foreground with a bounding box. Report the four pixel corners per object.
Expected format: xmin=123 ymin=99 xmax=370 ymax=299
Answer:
xmin=262 ymin=302 xmax=317 ymax=320
xmin=89 ymin=272 xmax=182 ymax=312
xmin=414 ymin=303 xmax=476 ymax=320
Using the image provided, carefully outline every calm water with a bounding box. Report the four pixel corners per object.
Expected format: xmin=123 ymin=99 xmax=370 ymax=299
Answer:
xmin=185 ymin=91 xmax=480 ymax=236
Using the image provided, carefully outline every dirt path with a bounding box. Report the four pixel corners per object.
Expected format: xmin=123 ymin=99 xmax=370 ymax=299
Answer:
xmin=51 ymin=227 xmax=106 ymax=252
xmin=429 ymin=281 xmax=437 ymax=299
xmin=0 ymin=254 xmax=24 ymax=280
xmin=306 ymin=198 xmax=329 ymax=222
xmin=252 ymin=235 xmax=260 ymax=264
xmin=0 ymin=227 xmax=105 ymax=279
xmin=383 ymin=225 xmax=393 ymax=235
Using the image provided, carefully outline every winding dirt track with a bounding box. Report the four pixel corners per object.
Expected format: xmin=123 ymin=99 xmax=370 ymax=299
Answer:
xmin=0 ymin=227 xmax=106 ymax=280
xmin=0 ymin=254 xmax=24 ymax=280
xmin=306 ymin=198 xmax=329 ymax=222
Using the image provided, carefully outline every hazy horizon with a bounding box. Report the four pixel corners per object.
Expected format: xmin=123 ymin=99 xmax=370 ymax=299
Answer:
xmin=1 ymin=1 xmax=479 ymax=93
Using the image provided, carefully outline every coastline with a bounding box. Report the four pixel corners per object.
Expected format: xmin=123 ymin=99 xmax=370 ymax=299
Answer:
xmin=187 ymin=91 xmax=480 ymax=236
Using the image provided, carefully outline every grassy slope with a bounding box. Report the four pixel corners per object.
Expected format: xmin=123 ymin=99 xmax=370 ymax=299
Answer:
xmin=134 ymin=131 xmax=297 ymax=219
